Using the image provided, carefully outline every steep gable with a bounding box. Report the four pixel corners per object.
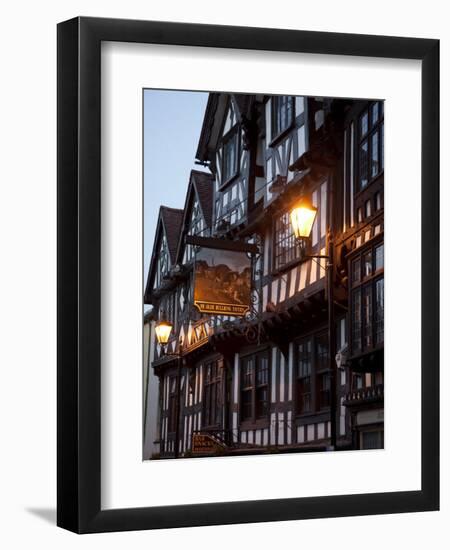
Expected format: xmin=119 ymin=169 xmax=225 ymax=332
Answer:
xmin=196 ymin=93 xmax=254 ymax=164
xmin=160 ymin=206 xmax=184 ymax=264
xmin=144 ymin=206 xmax=183 ymax=304
xmin=176 ymin=170 xmax=214 ymax=264
xmin=191 ymin=170 xmax=214 ymax=228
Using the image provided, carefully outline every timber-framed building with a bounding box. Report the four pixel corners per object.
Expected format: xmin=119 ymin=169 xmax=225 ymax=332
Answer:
xmin=143 ymin=93 xmax=384 ymax=459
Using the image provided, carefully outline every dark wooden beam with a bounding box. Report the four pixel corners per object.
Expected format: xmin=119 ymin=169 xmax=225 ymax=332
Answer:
xmin=185 ymin=235 xmax=259 ymax=254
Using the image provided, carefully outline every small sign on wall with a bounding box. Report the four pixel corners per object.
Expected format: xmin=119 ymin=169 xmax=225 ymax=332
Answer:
xmin=192 ymin=433 xmax=225 ymax=455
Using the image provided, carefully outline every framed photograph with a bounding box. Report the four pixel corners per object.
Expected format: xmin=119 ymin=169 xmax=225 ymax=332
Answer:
xmin=57 ymin=17 xmax=439 ymax=533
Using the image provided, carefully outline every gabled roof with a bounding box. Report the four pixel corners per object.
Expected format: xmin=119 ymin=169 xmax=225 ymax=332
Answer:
xmin=160 ymin=206 xmax=184 ymax=263
xmin=175 ymin=170 xmax=214 ymax=263
xmin=196 ymin=93 xmax=220 ymax=163
xmin=196 ymin=93 xmax=255 ymax=163
xmin=191 ymin=170 xmax=214 ymax=227
xmin=233 ymin=94 xmax=253 ymax=120
xmin=144 ymin=205 xmax=183 ymax=304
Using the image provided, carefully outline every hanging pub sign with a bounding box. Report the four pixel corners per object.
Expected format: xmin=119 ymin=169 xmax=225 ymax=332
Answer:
xmin=188 ymin=236 xmax=254 ymax=317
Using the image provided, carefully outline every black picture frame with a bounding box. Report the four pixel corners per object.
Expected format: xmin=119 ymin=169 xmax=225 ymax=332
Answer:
xmin=57 ymin=16 xmax=439 ymax=533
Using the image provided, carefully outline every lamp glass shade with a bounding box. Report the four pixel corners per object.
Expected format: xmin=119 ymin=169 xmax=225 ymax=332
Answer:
xmin=155 ymin=320 xmax=173 ymax=345
xmin=290 ymin=203 xmax=318 ymax=239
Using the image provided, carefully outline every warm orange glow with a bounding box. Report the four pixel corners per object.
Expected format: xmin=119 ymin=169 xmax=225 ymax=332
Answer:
xmin=155 ymin=320 xmax=173 ymax=345
xmin=290 ymin=201 xmax=318 ymax=239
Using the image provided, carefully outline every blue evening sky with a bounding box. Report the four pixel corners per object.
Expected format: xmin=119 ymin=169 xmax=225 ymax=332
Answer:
xmin=143 ymin=89 xmax=209 ymax=291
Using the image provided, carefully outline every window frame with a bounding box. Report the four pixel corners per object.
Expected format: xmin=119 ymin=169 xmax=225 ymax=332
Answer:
xmin=167 ymin=375 xmax=178 ymax=434
xmin=272 ymin=180 xmax=327 ymax=274
xmin=295 ymin=331 xmax=331 ymax=417
xmin=271 ymin=95 xmax=295 ymax=143
xmin=349 ymin=239 xmax=384 ymax=357
xmin=239 ymin=349 xmax=270 ymax=427
xmin=202 ymin=359 xmax=222 ymax=429
xmin=220 ymin=125 xmax=240 ymax=188
xmin=356 ymin=101 xmax=384 ymax=193
xmin=272 ymin=210 xmax=304 ymax=272
xmin=255 ymin=354 xmax=270 ymax=419
xmin=315 ymin=332 xmax=331 ymax=411
xmin=296 ymin=338 xmax=312 ymax=415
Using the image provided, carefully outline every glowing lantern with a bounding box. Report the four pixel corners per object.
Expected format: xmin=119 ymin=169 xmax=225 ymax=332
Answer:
xmin=290 ymin=199 xmax=317 ymax=240
xmin=155 ymin=319 xmax=173 ymax=345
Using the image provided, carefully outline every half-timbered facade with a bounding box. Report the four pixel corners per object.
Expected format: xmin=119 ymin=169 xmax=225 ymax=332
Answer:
xmin=144 ymin=92 xmax=384 ymax=458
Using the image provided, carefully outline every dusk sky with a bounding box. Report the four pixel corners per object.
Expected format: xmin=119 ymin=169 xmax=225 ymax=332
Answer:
xmin=143 ymin=89 xmax=209 ymax=292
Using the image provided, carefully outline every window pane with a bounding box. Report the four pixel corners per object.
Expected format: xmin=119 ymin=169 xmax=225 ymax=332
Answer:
xmin=371 ymin=102 xmax=379 ymax=125
xmin=256 ymin=355 xmax=268 ymax=386
xmin=242 ymin=359 xmax=253 ymax=389
xmin=352 ymin=289 xmax=362 ymax=353
xmin=357 ymin=207 xmax=363 ymax=223
xmin=223 ymin=131 xmax=238 ymax=182
xmin=280 ymin=96 xmax=288 ymax=131
xmin=316 ymin=334 xmax=329 ymax=370
xmin=203 ymin=361 xmax=222 ymax=427
xmin=363 ymin=285 xmax=373 ymax=349
xmin=360 ymin=111 xmax=368 ymax=137
xmin=365 ymin=199 xmax=372 ymax=218
xmin=273 ymin=96 xmax=293 ymax=137
xmin=274 ymin=211 xmax=301 ymax=269
xmin=353 ymin=373 xmax=363 ymax=390
xmin=168 ymin=377 xmax=177 ymax=432
xmin=375 ymin=278 xmax=384 ymax=345
xmin=215 ymin=384 xmax=221 ymax=424
xmin=205 ymin=386 xmax=211 ymax=425
xmin=241 ymin=390 xmax=252 ymax=420
xmin=210 ymin=384 xmax=216 ymax=424
xmin=256 ymin=387 xmax=268 ymax=418
xmin=371 ymin=131 xmax=379 ymax=177
xmin=375 ymin=244 xmax=384 ymax=271
xmin=298 ymin=340 xmax=312 ymax=376
xmin=375 ymin=191 xmax=382 ymax=211
xmin=297 ymin=339 xmax=312 ymax=414
xmin=298 ymin=376 xmax=311 ymax=414
xmin=363 ymin=251 xmax=372 ymax=278
xmin=352 ymin=259 xmax=361 ymax=285
xmin=359 ymin=139 xmax=369 ymax=189
xmin=240 ymin=353 xmax=270 ymax=422
xmin=318 ymin=373 xmax=331 ymax=410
